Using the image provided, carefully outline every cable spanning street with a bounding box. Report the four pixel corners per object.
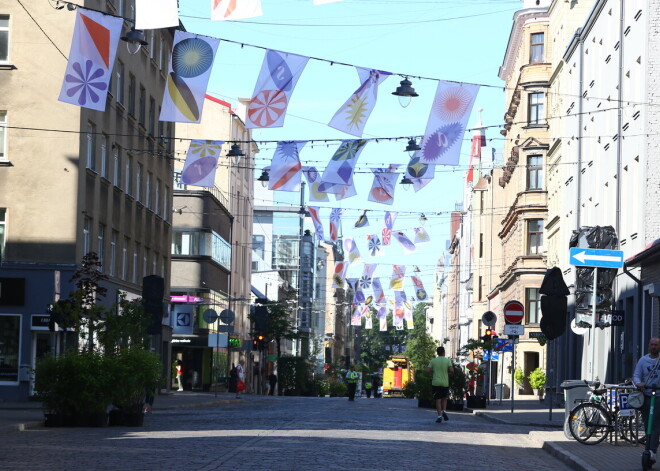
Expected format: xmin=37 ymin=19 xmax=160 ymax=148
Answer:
xmin=0 ymin=395 xmax=570 ymax=471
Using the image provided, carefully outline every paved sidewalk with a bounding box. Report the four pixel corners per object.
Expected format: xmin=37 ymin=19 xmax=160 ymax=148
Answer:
xmin=0 ymin=393 xmax=649 ymax=470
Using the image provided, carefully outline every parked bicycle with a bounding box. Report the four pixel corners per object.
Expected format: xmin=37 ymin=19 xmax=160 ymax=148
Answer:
xmin=568 ymin=380 xmax=645 ymax=445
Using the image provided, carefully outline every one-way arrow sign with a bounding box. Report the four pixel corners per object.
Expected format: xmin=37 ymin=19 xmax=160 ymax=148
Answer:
xmin=569 ymin=247 xmax=624 ymax=269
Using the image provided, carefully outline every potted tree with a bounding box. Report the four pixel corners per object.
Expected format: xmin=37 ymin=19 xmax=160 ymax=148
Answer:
xmin=528 ymin=368 xmax=546 ymax=402
xmin=514 ymin=367 xmax=526 ymax=394
xmin=448 ymin=361 xmax=467 ymax=410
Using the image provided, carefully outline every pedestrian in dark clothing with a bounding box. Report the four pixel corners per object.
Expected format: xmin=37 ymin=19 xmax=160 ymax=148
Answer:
xmin=229 ymin=364 xmax=238 ymax=393
xmin=268 ymin=373 xmax=277 ymax=396
xmin=346 ymin=366 xmax=358 ymax=401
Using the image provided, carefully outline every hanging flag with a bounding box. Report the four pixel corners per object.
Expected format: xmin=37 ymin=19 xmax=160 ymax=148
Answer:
xmin=406 ymin=151 xmax=436 ymax=192
xmin=365 ymin=314 xmax=373 ymax=330
xmin=303 ymin=167 xmax=330 ymax=202
xmin=332 ymin=261 xmax=348 ymax=289
xmin=247 ymin=50 xmax=309 ymax=129
xmin=329 ymin=68 xmax=391 ymax=137
xmin=346 ymin=278 xmax=359 ymax=292
xmin=351 ymin=306 xmax=362 ymax=326
xmin=382 ymin=211 xmax=397 ymax=246
xmin=329 ymin=208 xmax=343 ymax=242
xmin=411 ymin=275 xmax=428 ymax=301
xmin=406 ymin=316 xmax=415 ymax=330
xmin=467 ymin=132 xmax=483 ymax=184
xmin=320 ymin=140 xmax=368 ymax=189
xmin=392 ymin=307 xmax=404 ymax=327
xmin=420 ymin=81 xmax=480 ymax=165
xmin=360 ymin=263 xmax=377 ymax=291
xmin=211 ymin=0 xmax=263 ymax=21
xmin=59 ymin=9 xmax=123 ymax=111
xmin=268 ymin=141 xmax=306 ymax=191
xmin=414 ymin=226 xmax=431 ymax=244
xmin=180 ymin=140 xmax=224 ymax=187
xmin=334 ymin=183 xmax=357 ymax=201
xmin=379 ymin=316 xmax=388 ymax=331
xmin=160 ymin=31 xmax=219 ymax=123
xmin=354 ymin=210 xmax=369 ymax=228
xmin=368 ymin=168 xmax=398 ymax=205
xmin=366 ymin=234 xmax=382 ymax=257
xmin=393 ymin=231 xmax=416 ymax=254
xmin=136 ymin=0 xmax=179 ymax=29
xmin=390 ymin=265 xmax=405 ymax=290
xmin=308 ymin=206 xmax=325 ymax=241
xmin=372 ymin=278 xmax=385 ymax=304
xmin=353 ymin=288 xmax=365 ymax=304
xmin=343 ymin=237 xmax=361 ymax=264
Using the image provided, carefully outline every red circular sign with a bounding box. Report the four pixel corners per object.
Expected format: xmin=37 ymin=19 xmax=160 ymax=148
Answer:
xmin=504 ymin=300 xmax=525 ymax=324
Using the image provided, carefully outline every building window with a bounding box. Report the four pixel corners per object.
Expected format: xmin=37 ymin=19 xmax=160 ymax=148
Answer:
xmin=162 ymin=186 xmax=169 ymax=221
xmin=158 ymin=35 xmax=164 ymax=69
xmin=136 ymin=163 xmax=143 ymax=203
xmin=86 ymin=122 xmax=96 ymax=170
xmin=117 ymin=0 xmax=125 ymax=17
xmin=100 ymin=135 xmax=109 ymax=178
xmin=528 ymin=92 xmax=545 ymax=125
xmin=478 ymin=275 xmax=482 ymax=301
xmin=152 ymin=251 xmax=158 ymax=274
xmin=530 ymin=32 xmax=544 ymax=63
xmin=149 ymin=30 xmax=155 ymax=59
xmin=143 ymin=248 xmax=148 ymax=278
xmin=479 ymin=233 xmax=484 ymax=258
xmin=149 ymin=97 xmax=155 ymax=136
xmin=526 ymin=288 xmax=541 ymax=324
xmin=110 ymin=230 xmax=118 ymax=277
xmin=527 ymin=219 xmax=543 ymax=254
xmin=133 ymin=243 xmax=140 ymax=283
xmin=0 ymin=111 xmax=6 ymax=160
xmin=0 ymin=315 xmax=20 ymax=383
xmin=125 ymin=154 xmax=133 ymax=196
xmin=0 ymin=208 xmax=5 ymax=262
xmin=122 ymin=236 xmax=129 ymax=280
xmin=139 ymin=85 xmax=146 ymax=125
xmin=146 ymin=172 xmax=152 ymax=209
xmin=252 ymin=234 xmax=265 ymax=259
xmin=0 ymin=16 xmax=9 ymax=63
xmin=527 ymin=155 xmax=543 ymax=190
xmin=113 ymin=145 xmax=121 ymax=188
xmin=115 ymin=60 xmax=124 ymax=104
xmin=97 ymin=223 xmax=105 ymax=270
xmin=83 ymin=216 xmax=91 ymax=255
xmin=128 ymin=74 xmax=136 ymax=116
xmin=155 ymin=179 xmax=161 ymax=215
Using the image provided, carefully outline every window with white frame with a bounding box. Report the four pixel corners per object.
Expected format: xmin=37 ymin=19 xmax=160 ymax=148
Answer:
xmin=125 ymin=154 xmax=133 ymax=195
xmin=122 ymin=236 xmax=129 ymax=280
xmin=83 ymin=216 xmax=91 ymax=255
xmin=527 ymin=219 xmax=543 ymax=254
xmin=0 ymin=315 xmax=20 ymax=383
xmin=0 ymin=111 xmax=6 ymax=160
xmin=0 ymin=208 xmax=5 ymax=262
xmin=110 ymin=230 xmax=118 ymax=277
xmin=100 ymin=134 xmax=108 ymax=178
xmin=530 ymin=32 xmax=544 ymax=63
xmin=115 ymin=60 xmax=124 ymax=104
xmin=97 ymin=223 xmax=105 ymax=270
xmin=527 ymin=155 xmax=543 ymax=190
xmin=86 ymin=122 xmax=96 ymax=170
xmin=113 ymin=145 xmax=121 ymax=188
xmin=0 ymin=16 xmax=9 ymax=63
xmin=526 ymin=287 xmax=541 ymax=324
xmin=528 ymin=92 xmax=545 ymax=125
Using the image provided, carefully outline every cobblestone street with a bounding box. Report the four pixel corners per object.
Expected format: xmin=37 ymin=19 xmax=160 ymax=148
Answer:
xmin=0 ymin=396 xmax=571 ymax=471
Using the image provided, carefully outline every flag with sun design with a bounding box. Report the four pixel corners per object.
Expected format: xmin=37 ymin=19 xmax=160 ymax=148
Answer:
xmin=180 ymin=140 xmax=224 ymax=187
xmin=419 ymin=81 xmax=480 ymax=165
xmin=329 ymin=208 xmax=344 ymax=243
xmin=160 ymin=31 xmax=220 ymax=123
xmin=332 ymin=261 xmax=348 ymax=289
xmin=269 ymin=141 xmax=306 ymax=191
xmin=328 ymin=67 xmax=391 ymax=137
xmin=59 ymin=9 xmax=123 ymax=111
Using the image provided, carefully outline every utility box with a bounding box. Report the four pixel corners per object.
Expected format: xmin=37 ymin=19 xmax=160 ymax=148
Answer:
xmin=494 ymin=383 xmax=510 ymax=400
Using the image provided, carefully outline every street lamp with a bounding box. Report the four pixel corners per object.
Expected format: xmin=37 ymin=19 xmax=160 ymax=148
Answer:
xmin=392 ymin=77 xmax=419 ymax=108
xmin=121 ymin=27 xmax=148 ymax=55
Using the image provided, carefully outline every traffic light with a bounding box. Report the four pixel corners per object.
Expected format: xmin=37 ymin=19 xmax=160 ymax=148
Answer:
xmin=482 ymin=328 xmax=493 ymax=342
xmin=253 ymin=334 xmax=267 ymax=350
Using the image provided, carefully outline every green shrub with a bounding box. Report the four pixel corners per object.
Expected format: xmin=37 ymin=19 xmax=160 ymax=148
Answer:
xmin=109 ymin=348 xmax=162 ymax=413
xmin=528 ymin=368 xmax=546 ymax=391
xmin=328 ymin=380 xmax=347 ymax=397
xmin=514 ymin=367 xmax=526 ymax=388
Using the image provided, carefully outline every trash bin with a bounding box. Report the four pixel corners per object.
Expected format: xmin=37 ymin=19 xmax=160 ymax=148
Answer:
xmin=561 ymin=380 xmax=597 ymax=439
xmin=494 ymin=383 xmax=510 ymax=400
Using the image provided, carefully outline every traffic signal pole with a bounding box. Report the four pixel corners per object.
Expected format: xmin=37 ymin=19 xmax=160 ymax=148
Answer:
xmin=511 ymin=341 xmax=516 ymax=414
xmin=590 ymin=269 xmax=598 ymax=382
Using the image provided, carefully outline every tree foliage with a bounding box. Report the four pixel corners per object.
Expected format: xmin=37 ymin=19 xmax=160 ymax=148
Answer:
xmin=248 ymin=300 xmax=299 ymax=360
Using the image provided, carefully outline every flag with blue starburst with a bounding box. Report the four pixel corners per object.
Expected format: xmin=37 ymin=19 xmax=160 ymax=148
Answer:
xmin=269 ymin=141 xmax=306 ymax=192
xmin=328 ymin=67 xmax=391 ymax=137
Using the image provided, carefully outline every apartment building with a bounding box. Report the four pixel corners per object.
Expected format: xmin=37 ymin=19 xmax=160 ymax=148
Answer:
xmin=0 ymin=0 xmax=174 ymax=400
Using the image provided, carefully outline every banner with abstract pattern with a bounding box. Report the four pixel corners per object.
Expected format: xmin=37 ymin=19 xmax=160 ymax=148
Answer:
xmin=307 ymin=206 xmax=324 ymax=241
xmin=59 ymin=9 xmax=122 ymax=111
xmin=382 ymin=211 xmax=397 ymax=246
xmin=419 ymin=81 xmax=479 ymax=165
xmin=160 ymin=31 xmax=220 ymax=123
xmin=246 ymin=50 xmax=309 ymax=129
xmin=211 ymin=0 xmax=263 ymax=21
xmin=180 ymin=140 xmax=223 ymax=187
xmin=136 ymin=0 xmax=179 ymax=29
xmin=303 ymin=167 xmax=329 ymax=202
xmin=268 ymin=141 xmax=306 ymax=191
xmin=329 ymin=208 xmax=343 ymax=242
xmin=368 ymin=168 xmax=398 ymax=205
xmin=320 ymin=139 xmax=368 ymax=191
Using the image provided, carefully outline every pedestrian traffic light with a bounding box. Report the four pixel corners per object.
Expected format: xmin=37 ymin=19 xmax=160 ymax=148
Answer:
xmin=482 ymin=328 xmax=493 ymax=342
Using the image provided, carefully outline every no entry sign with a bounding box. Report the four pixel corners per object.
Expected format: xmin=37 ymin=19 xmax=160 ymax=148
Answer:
xmin=504 ymin=300 xmax=524 ymax=324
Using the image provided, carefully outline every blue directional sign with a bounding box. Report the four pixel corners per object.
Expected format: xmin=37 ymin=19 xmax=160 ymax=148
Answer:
xmin=494 ymin=338 xmax=513 ymax=352
xmin=569 ymin=247 xmax=624 ymax=269
xmin=483 ymin=351 xmax=500 ymax=361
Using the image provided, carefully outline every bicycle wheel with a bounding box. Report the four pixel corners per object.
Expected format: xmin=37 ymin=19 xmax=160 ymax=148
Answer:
xmin=569 ymin=403 xmax=611 ymax=445
xmin=624 ymin=409 xmax=646 ymax=445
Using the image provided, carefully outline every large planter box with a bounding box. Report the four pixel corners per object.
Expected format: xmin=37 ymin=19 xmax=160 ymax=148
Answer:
xmin=447 ymin=400 xmax=464 ymax=411
xmin=467 ymin=395 xmax=487 ymax=408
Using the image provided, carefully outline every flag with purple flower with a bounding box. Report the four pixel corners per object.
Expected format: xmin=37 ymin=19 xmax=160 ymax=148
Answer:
xmin=59 ymin=9 xmax=123 ymax=111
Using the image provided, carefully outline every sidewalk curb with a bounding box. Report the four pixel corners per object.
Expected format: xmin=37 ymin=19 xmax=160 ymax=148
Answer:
xmin=472 ymin=410 xmax=563 ymax=428
xmin=0 ymin=421 xmax=44 ymax=435
xmin=528 ymin=431 xmax=599 ymax=471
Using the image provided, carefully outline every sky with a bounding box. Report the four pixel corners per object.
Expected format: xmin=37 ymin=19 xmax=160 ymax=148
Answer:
xmin=177 ymin=0 xmax=520 ymax=292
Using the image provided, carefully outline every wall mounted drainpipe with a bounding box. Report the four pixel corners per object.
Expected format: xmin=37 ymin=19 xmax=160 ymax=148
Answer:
xmin=623 ymin=264 xmax=644 ymax=350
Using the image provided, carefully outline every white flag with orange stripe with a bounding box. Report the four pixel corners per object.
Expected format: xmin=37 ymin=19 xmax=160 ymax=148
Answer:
xmin=211 ymin=0 xmax=263 ymax=21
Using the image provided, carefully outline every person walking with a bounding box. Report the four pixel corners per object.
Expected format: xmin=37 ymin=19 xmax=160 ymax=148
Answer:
xmin=175 ymin=359 xmax=184 ymax=392
xmin=364 ymin=377 xmax=373 ymax=398
xmin=425 ymin=346 xmax=454 ymax=423
xmin=268 ymin=372 xmax=278 ymax=396
xmin=235 ymin=359 xmax=246 ymax=399
xmin=634 ymin=337 xmax=660 ymax=464
xmin=346 ymin=366 xmax=359 ymax=401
